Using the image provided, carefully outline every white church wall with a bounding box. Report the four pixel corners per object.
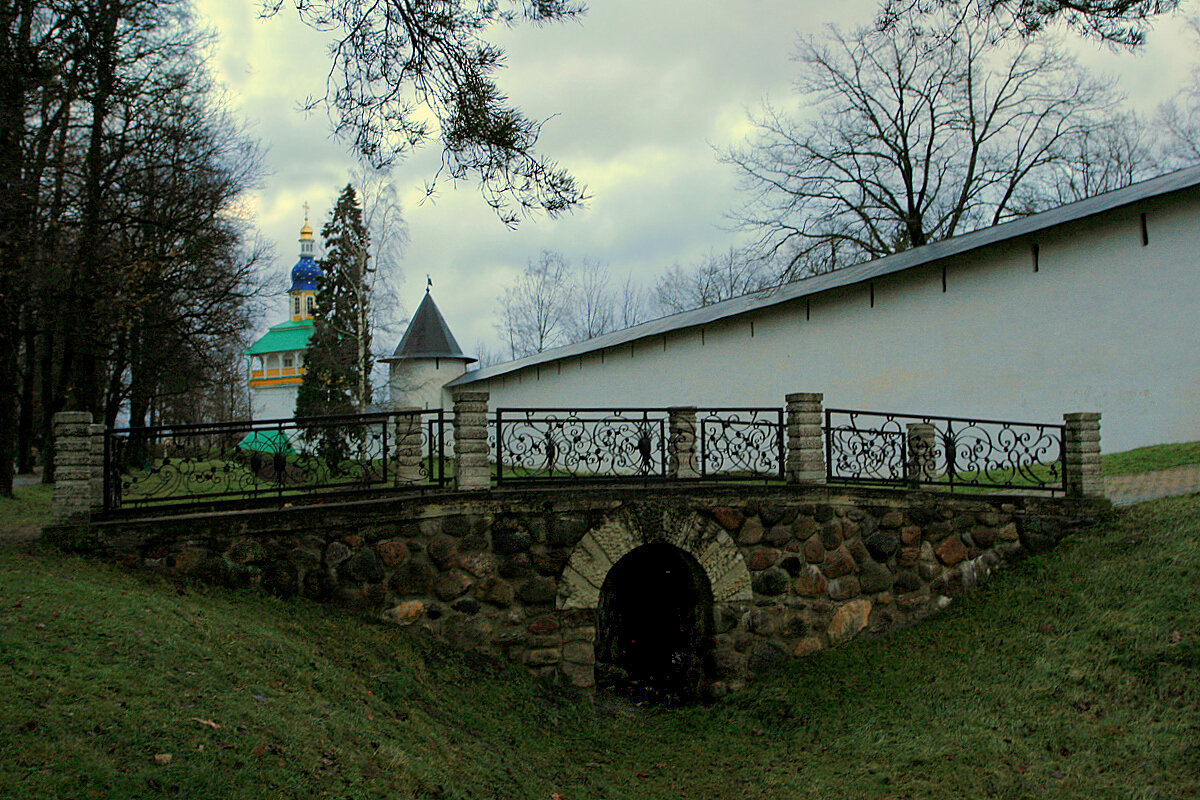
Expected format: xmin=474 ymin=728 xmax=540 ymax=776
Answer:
xmin=465 ymin=194 xmax=1200 ymax=454
xmin=251 ymin=383 xmax=300 ymax=422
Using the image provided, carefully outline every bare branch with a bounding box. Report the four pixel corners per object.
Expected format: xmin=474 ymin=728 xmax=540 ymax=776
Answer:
xmin=878 ymin=0 xmax=1178 ymax=48
xmin=724 ymin=11 xmax=1147 ymax=282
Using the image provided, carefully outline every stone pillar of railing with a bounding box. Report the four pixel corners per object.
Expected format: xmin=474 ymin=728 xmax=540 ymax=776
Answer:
xmin=667 ymin=406 xmax=699 ymax=479
xmin=453 ymin=391 xmax=491 ymax=491
xmin=785 ymin=392 xmax=825 ymax=484
xmin=905 ymin=422 xmax=937 ymax=484
xmin=88 ymin=423 xmax=105 ymax=512
xmin=392 ymin=408 xmax=424 ymax=485
xmin=1063 ymin=412 xmax=1103 ymax=498
xmin=50 ymin=411 xmax=99 ymax=525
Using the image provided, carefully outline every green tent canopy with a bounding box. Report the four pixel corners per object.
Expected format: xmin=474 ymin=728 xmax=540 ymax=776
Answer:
xmin=237 ymin=430 xmax=297 ymax=454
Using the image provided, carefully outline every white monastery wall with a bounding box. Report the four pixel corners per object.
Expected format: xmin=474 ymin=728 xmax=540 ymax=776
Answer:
xmin=467 ymin=196 xmax=1200 ymax=453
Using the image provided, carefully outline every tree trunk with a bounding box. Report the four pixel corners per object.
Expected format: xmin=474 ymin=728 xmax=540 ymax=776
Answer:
xmin=17 ymin=321 xmax=35 ymax=473
xmin=40 ymin=325 xmax=59 ymax=484
xmin=62 ymin=0 xmax=120 ymax=417
xmin=0 ymin=332 xmax=18 ymax=498
xmin=0 ymin=1 xmax=35 ymax=497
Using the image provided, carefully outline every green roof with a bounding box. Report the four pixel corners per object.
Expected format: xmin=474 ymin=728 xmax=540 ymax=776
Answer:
xmin=237 ymin=429 xmax=297 ymax=454
xmin=246 ymin=319 xmax=313 ymax=356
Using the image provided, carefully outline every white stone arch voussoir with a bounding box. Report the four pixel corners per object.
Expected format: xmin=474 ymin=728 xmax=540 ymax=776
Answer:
xmin=556 ymin=505 xmax=753 ymax=610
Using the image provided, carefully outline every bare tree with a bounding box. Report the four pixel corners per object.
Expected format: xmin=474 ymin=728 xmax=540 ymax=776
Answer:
xmin=1035 ymin=114 xmax=1156 ymax=206
xmin=107 ymin=67 xmax=270 ymax=432
xmin=351 ymin=164 xmax=409 ymax=397
xmin=268 ymin=0 xmax=588 ymax=227
xmin=1159 ymin=97 xmax=1200 ymax=166
xmin=617 ymin=274 xmax=650 ymax=329
xmin=654 ymin=249 xmax=776 ymax=314
xmin=0 ymin=0 xmax=268 ymax=494
xmin=880 ymin=0 xmax=1179 ymax=47
xmin=569 ymin=259 xmax=615 ymax=342
xmin=471 ymin=339 xmax=504 ymax=369
xmin=1155 ymin=16 xmax=1200 ymax=168
xmin=497 ymin=250 xmax=575 ymax=358
xmin=725 ymin=13 xmax=1136 ymax=281
xmin=495 ymin=253 xmax=658 ymax=358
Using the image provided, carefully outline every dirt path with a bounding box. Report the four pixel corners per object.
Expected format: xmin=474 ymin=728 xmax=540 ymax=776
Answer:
xmin=1105 ymin=463 xmax=1200 ymax=506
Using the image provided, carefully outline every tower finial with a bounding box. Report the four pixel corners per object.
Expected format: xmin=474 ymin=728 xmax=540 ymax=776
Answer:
xmin=299 ymin=203 xmax=314 ymax=242
xmin=426 ymin=274 xmax=432 ymax=293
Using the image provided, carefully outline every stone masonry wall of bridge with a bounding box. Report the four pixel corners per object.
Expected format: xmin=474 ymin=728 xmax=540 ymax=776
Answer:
xmin=46 ymin=484 xmax=1104 ymax=697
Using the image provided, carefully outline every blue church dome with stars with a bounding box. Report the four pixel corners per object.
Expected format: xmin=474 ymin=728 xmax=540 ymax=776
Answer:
xmin=289 ymin=213 xmax=323 ymax=291
xmin=290 ymin=255 xmax=323 ymax=291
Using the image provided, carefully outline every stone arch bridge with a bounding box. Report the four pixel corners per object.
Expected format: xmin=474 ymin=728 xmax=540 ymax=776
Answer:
xmin=48 ymin=483 xmax=1101 ymax=700
xmin=44 ymin=396 xmax=1106 ymax=699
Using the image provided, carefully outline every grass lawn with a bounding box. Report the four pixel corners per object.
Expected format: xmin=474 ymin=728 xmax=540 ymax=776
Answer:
xmin=116 ymin=455 xmax=455 ymax=506
xmin=0 ymin=483 xmax=51 ymax=539
xmin=1102 ymin=440 xmax=1200 ymax=476
xmin=1 ymin=479 xmax=1198 ymax=797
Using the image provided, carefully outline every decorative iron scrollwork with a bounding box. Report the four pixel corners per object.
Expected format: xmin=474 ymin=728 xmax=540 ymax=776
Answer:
xmin=103 ymin=409 xmax=451 ymax=511
xmin=696 ymin=408 xmax=784 ymax=480
xmin=825 ymin=409 xmax=1065 ymax=493
xmin=494 ymin=409 xmax=667 ymax=482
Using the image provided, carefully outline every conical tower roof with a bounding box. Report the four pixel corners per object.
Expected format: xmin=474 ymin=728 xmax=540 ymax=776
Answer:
xmin=386 ymin=290 xmax=476 ymax=362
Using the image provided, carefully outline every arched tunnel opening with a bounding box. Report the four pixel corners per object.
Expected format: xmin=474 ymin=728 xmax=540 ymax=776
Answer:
xmin=594 ymin=542 xmax=714 ymax=705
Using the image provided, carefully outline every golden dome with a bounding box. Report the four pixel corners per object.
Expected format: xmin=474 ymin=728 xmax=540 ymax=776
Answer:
xmin=299 ymin=202 xmax=313 ymax=240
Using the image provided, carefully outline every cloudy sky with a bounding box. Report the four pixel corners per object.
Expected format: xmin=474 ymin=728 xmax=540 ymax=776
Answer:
xmin=195 ymin=0 xmax=1199 ymax=357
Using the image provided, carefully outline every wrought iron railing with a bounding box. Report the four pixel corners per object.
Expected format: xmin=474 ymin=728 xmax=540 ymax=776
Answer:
xmin=695 ymin=408 xmax=785 ymax=481
xmin=490 ymin=406 xmax=785 ymax=485
xmin=824 ymin=408 xmax=1066 ymax=493
xmin=493 ymin=408 xmax=669 ymax=484
xmin=103 ymin=409 xmax=451 ymax=512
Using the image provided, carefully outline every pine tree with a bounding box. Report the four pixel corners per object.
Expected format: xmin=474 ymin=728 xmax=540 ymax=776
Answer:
xmin=295 ymin=184 xmax=373 ymax=463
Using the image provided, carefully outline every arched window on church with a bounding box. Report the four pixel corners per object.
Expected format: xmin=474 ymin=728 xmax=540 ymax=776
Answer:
xmin=293 ymin=296 xmax=300 ymax=317
xmin=305 ymin=295 xmax=315 ymax=317
xmin=283 ymin=354 xmax=294 ymax=369
xmin=266 ymin=354 xmax=280 ymax=374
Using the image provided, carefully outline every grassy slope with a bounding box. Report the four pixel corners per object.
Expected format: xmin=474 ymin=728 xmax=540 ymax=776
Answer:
xmin=1 ymin=441 xmax=1197 ymax=799
xmin=1102 ymin=440 xmax=1200 ymax=476
xmin=0 ymin=493 xmax=1196 ymax=797
xmin=0 ymin=483 xmax=51 ymax=538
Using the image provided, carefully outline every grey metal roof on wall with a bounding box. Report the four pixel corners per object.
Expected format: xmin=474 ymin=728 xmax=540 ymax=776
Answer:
xmin=384 ymin=291 xmax=476 ymax=362
xmin=450 ymin=164 xmax=1200 ymax=387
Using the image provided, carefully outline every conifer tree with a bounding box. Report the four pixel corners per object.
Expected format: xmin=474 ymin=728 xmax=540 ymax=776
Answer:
xmin=295 ymin=185 xmax=372 ymax=461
